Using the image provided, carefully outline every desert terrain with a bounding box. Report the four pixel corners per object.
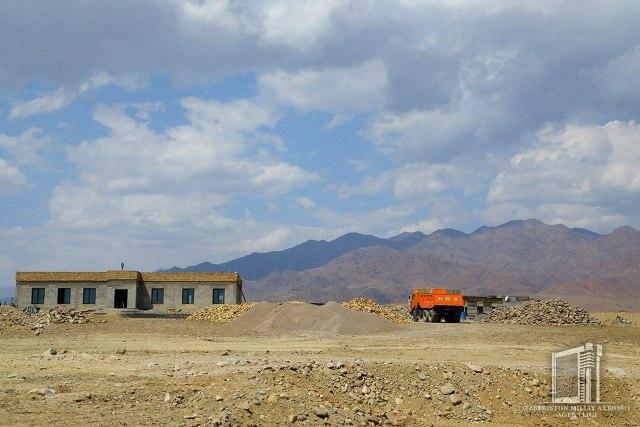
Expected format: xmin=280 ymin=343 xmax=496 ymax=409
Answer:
xmin=1 ymin=305 xmax=639 ymax=426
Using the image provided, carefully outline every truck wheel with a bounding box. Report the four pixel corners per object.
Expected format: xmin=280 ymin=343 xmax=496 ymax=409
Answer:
xmin=451 ymin=315 xmax=460 ymax=323
xmin=431 ymin=313 xmax=439 ymax=323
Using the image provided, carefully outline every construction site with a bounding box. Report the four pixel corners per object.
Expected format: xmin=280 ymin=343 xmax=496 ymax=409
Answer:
xmin=1 ymin=280 xmax=638 ymax=426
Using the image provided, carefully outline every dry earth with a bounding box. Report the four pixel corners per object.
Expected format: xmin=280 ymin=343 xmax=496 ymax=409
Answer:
xmin=1 ymin=312 xmax=639 ymax=426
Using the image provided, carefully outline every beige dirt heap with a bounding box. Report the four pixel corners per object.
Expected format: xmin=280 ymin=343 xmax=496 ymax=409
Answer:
xmin=483 ymin=298 xmax=602 ymax=325
xmin=225 ymin=301 xmax=398 ymax=335
xmin=342 ymin=298 xmax=411 ymax=324
xmin=186 ymin=302 xmax=256 ymax=322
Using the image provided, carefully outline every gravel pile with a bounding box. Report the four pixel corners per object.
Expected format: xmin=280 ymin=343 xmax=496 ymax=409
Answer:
xmin=0 ymin=305 xmax=35 ymax=330
xmin=482 ymin=299 xmax=602 ymax=325
xmin=613 ymin=315 xmax=634 ymax=325
xmin=34 ymin=307 xmax=93 ymax=328
xmin=186 ymin=303 xmax=256 ymax=322
xmin=341 ymin=298 xmax=411 ymax=324
xmin=0 ymin=306 xmax=93 ymax=331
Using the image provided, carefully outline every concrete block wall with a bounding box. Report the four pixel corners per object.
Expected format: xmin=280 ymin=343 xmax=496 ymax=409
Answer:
xmin=16 ymin=276 xmax=242 ymax=312
xmin=16 ymin=280 xmax=139 ymax=311
xmin=141 ymin=281 xmax=239 ymax=312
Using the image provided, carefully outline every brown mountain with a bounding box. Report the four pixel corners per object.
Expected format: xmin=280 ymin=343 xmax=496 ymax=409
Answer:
xmin=244 ymin=220 xmax=640 ymax=311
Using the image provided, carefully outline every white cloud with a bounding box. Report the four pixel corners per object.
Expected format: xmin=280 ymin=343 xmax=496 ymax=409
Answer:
xmin=0 ymin=97 xmax=322 ymax=286
xmin=257 ymin=0 xmax=345 ymax=51
xmin=9 ymin=72 xmax=139 ymax=119
xmin=0 ymin=159 xmax=27 ymax=193
xmin=487 ymin=121 xmax=640 ymax=230
xmin=338 ymin=162 xmax=471 ymax=200
xmin=0 ymin=127 xmax=53 ymax=193
xmin=50 ymin=98 xmax=317 ymax=229
xmin=258 ymin=60 xmax=387 ymax=122
xmin=0 ymin=127 xmax=53 ymax=166
xmin=295 ymin=196 xmax=416 ymax=233
xmin=9 ymin=89 xmax=71 ymax=119
xmin=366 ymin=91 xmax=507 ymax=162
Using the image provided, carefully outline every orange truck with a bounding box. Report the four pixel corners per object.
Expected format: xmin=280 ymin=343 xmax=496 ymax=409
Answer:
xmin=409 ymin=288 xmax=464 ymax=323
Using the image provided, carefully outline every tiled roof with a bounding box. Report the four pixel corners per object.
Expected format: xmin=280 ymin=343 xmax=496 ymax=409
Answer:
xmin=16 ymin=271 xmax=241 ymax=283
xmin=16 ymin=271 xmax=140 ymax=282
xmin=141 ymin=272 xmax=239 ymax=282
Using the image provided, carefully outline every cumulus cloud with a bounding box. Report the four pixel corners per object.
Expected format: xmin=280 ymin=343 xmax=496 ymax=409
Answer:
xmin=486 ymin=121 xmax=640 ymax=230
xmin=258 ymin=60 xmax=387 ymax=125
xmin=338 ymin=162 xmax=479 ymax=200
xmin=0 ymin=96 xmax=322 ymax=286
xmin=0 ymin=127 xmax=54 ymax=193
xmin=0 ymin=127 xmax=53 ymax=166
xmin=9 ymin=73 xmax=139 ymax=119
xmin=0 ymin=159 xmax=27 ymax=193
xmin=50 ymin=98 xmax=317 ymax=229
xmin=295 ymin=196 xmax=416 ymax=234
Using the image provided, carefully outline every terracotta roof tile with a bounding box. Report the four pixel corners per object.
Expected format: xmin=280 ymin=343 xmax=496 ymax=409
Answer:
xmin=16 ymin=271 xmax=139 ymax=282
xmin=141 ymin=272 xmax=239 ymax=282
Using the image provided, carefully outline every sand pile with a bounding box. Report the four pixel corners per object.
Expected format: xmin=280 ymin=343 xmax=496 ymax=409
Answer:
xmin=483 ymin=299 xmax=601 ymax=325
xmin=226 ymin=302 xmax=398 ymax=335
xmin=187 ymin=303 xmax=256 ymax=322
xmin=341 ymin=298 xmax=411 ymax=324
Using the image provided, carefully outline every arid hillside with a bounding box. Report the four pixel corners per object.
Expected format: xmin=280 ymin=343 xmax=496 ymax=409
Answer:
xmin=244 ymin=220 xmax=640 ymax=311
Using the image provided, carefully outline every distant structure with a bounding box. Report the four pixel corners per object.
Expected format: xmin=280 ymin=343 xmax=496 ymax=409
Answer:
xmin=14 ymin=271 xmax=243 ymax=312
xmin=463 ymin=295 xmax=531 ymax=318
xmin=121 ymin=262 xmax=125 ymax=271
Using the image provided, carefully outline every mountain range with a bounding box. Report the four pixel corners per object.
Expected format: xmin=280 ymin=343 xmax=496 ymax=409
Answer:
xmin=167 ymin=219 xmax=640 ymax=311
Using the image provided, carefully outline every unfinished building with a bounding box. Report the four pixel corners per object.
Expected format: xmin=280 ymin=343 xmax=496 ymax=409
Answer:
xmin=463 ymin=295 xmax=531 ymax=319
xmin=15 ymin=271 xmax=243 ymax=312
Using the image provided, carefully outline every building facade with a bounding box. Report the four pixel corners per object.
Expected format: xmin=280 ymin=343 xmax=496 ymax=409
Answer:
xmin=463 ymin=295 xmax=531 ymax=318
xmin=15 ymin=271 xmax=243 ymax=312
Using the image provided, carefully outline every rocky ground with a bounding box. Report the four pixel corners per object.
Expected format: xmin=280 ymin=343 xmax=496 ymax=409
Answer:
xmin=0 ymin=311 xmax=639 ymax=426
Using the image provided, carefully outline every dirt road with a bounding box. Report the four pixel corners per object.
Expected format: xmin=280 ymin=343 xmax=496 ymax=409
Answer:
xmin=1 ymin=314 xmax=639 ymax=426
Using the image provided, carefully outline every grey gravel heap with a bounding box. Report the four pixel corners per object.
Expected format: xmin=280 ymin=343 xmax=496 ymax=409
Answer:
xmin=613 ymin=315 xmax=634 ymax=325
xmin=482 ymin=299 xmax=601 ymax=326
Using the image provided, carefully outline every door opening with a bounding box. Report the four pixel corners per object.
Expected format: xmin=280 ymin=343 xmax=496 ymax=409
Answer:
xmin=114 ymin=289 xmax=128 ymax=309
xmin=57 ymin=288 xmax=71 ymax=304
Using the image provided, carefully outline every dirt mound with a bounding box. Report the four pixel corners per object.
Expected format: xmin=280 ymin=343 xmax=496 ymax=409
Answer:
xmin=226 ymin=302 xmax=398 ymax=335
xmin=483 ymin=299 xmax=602 ymax=325
xmin=186 ymin=303 xmax=256 ymax=322
xmin=341 ymin=298 xmax=411 ymax=324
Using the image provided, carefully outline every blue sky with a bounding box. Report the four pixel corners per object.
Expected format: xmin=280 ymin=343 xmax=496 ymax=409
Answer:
xmin=1 ymin=1 xmax=640 ymax=286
